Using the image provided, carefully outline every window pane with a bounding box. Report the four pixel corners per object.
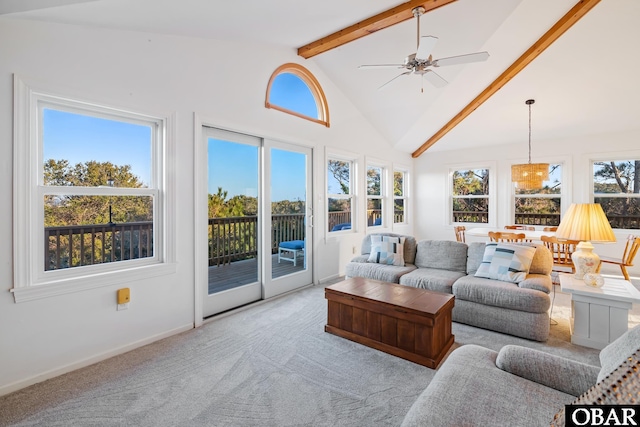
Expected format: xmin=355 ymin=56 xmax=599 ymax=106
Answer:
xmin=594 ymin=160 xmax=639 ymax=194
xmin=595 ymin=197 xmax=640 ymax=229
xmin=328 ymin=198 xmax=351 ymax=232
xmin=515 ymin=197 xmax=561 ymax=226
xmin=43 ymin=109 xmax=152 ymax=187
xmin=269 ymin=73 xmax=318 ymax=118
xmin=45 ymin=195 xmax=154 ymax=270
xmin=328 ymin=160 xmax=350 ymax=195
xmin=367 ymin=166 xmax=382 ymax=196
xmin=453 ymin=169 xmax=489 ymax=196
xmin=394 ymin=171 xmax=404 ymax=197
xmin=367 ymin=199 xmax=381 ymax=226
xmin=394 ymin=199 xmax=404 ymax=223
xmin=452 ymin=198 xmax=488 ymax=223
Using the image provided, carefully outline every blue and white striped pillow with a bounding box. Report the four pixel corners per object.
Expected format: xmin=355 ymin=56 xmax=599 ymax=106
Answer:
xmin=474 ymin=243 xmax=536 ymax=283
xmin=367 ymin=235 xmax=405 ymax=266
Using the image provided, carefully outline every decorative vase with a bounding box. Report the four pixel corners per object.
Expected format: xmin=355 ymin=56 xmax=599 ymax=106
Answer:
xmin=583 ymin=273 xmax=605 ymax=288
xmin=571 ymin=241 xmax=600 ymax=280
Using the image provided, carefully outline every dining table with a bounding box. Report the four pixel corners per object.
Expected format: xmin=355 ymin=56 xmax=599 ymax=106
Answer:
xmin=465 ymin=227 xmax=555 ymax=241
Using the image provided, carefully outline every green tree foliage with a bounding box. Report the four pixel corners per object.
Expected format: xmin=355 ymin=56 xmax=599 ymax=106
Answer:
xmin=452 ymin=169 xmax=489 ymax=215
xmin=44 ymin=160 xmax=151 ymax=227
xmin=594 ymin=161 xmax=640 ymax=227
xmin=328 ymin=160 xmax=350 ymax=194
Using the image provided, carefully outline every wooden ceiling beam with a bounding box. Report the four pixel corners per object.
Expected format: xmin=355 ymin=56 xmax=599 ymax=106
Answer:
xmin=297 ymin=0 xmax=457 ymax=59
xmin=411 ymin=0 xmax=602 ymax=158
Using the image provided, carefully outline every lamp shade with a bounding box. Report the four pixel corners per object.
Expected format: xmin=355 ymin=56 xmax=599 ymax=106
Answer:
xmin=555 ymin=203 xmax=616 ymax=243
xmin=511 ymin=163 xmax=549 ymax=190
xmin=555 ymin=203 xmax=616 ymax=280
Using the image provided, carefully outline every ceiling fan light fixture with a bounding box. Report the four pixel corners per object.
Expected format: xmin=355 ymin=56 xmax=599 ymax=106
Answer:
xmin=511 ymin=99 xmax=548 ymax=189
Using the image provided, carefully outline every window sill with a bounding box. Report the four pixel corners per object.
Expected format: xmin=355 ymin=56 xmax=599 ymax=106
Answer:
xmin=11 ymin=263 xmax=177 ymax=303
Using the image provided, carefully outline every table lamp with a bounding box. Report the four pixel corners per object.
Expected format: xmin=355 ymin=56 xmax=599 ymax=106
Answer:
xmin=555 ymin=203 xmax=616 ymax=279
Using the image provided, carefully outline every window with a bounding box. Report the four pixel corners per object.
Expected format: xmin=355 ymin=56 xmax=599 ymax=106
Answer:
xmin=593 ymin=159 xmax=640 ymax=229
xmin=451 ymin=168 xmax=489 ymax=223
xmin=327 ymin=157 xmax=354 ymax=232
xmin=393 ymin=169 xmax=408 ymax=224
xmin=12 ymin=78 xmax=174 ymax=302
xmin=514 ymin=164 xmax=562 ymax=226
xmin=366 ymin=164 xmax=383 ymax=227
xmin=265 ymin=63 xmax=330 ymax=127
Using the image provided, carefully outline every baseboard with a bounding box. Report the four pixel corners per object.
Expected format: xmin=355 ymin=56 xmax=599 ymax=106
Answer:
xmin=318 ymin=273 xmax=340 ymax=284
xmin=0 ymin=323 xmax=194 ymax=397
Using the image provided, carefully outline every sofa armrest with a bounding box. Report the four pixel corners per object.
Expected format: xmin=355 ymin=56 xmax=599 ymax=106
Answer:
xmin=518 ymin=274 xmax=552 ymax=293
xmin=349 ymin=255 xmax=369 ymax=263
xmin=496 ymin=345 xmax=599 ymax=396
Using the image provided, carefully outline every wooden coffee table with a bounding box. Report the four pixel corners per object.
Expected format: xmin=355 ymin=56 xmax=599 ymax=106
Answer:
xmin=325 ymin=277 xmax=455 ymax=368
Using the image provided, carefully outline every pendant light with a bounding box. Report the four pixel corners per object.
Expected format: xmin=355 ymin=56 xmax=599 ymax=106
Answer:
xmin=511 ymin=99 xmax=548 ymax=190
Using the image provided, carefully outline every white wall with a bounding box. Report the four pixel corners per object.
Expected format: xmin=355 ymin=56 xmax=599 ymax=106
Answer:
xmin=413 ymin=129 xmax=640 ymax=277
xmin=0 ymin=19 xmax=413 ymax=394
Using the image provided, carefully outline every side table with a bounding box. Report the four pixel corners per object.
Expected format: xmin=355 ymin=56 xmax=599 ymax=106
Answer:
xmin=559 ymin=274 xmax=640 ymax=349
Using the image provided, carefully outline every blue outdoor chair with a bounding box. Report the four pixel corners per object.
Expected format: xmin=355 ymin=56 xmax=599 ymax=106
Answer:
xmin=278 ymin=240 xmax=305 ymax=266
xmin=331 ymin=223 xmax=351 ymax=231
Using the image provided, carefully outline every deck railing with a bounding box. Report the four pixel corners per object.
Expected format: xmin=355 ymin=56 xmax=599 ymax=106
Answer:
xmin=45 ymin=221 xmax=153 ymax=270
xmin=45 ymin=211 xmax=640 ymax=269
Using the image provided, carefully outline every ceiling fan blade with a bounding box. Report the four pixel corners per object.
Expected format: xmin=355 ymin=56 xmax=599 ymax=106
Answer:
xmin=378 ymin=71 xmax=412 ymax=90
xmin=358 ymin=64 xmax=404 ymax=70
xmin=415 ymin=35 xmax=438 ymax=61
xmin=432 ymin=51 xmax=489 ymax=67
xmin=423 ymin=69 xmax=448 ymax=88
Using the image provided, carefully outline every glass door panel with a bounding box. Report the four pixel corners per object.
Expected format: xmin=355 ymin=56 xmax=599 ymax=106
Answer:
xmin=203 ymin=129 xmax=261 ymax=317
xmin=264 ymin=141 xmax=312 ymax=298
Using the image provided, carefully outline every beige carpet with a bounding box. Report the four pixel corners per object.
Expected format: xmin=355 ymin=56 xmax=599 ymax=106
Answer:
xmin=0 ymin=277 xmax=637 ymax=427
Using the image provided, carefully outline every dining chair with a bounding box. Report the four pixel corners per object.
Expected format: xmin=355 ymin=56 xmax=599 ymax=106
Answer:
xmin=596 ymin=235 xmax=640 ymax=280
xmin=540 ymin=235 xmax=579 ymax=273
xmin=488 ymin=231 xmax=527 ymax=243
xmin=454 ymin=226 xmax=466 ymax=243
xmin=504 ymin=225 xmax=535 ymax=231
xmin=543 ymin=226 xmax=558 ymax=232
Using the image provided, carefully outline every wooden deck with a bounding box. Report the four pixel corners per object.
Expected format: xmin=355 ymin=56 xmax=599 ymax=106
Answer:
xmin=208 ymin=254 xmax=305 ymax=294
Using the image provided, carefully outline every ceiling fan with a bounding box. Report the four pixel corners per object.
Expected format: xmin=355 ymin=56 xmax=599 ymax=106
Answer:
xmin=358 ymin=6 xmax=490 ymax=92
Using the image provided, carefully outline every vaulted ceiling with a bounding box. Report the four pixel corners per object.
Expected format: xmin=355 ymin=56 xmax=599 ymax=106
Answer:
xmin=3 ymin=0 xmax=639 ymax=155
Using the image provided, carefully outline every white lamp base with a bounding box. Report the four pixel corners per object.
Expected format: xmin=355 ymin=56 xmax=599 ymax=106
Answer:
xmin=571 ymin=241 xmax=600 ymax=280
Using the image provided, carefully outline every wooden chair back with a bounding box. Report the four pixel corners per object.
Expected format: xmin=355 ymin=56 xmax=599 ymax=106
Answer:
xmin=454 ymin=226 xmax=466 ymax=243
xmin=540 ymin=235 xmax=579 ymax=273
xmin=598 ymin=235 xmax=640 ymax=280
xmin=488 ymin=231 xmax=527 ymax=243
xmin=543 ymin=226 xmax=558 ymax=232
xmin=504 ymin=225 xmax=535 ymax=231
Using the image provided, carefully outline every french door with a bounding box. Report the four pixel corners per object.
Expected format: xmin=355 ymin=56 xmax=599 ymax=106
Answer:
xmin=201 ymin=127 xmax=312 ymax=318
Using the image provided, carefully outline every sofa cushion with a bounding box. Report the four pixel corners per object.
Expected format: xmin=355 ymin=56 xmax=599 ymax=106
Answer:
xmin=518 ymin=274 xmax=552 ymax=293
xmin=345 ymin=261 xmax=417 ymax=284
xmin=597 ymin=324 xmax=640 ymax=383
xmin=414 ymin=240 xmax=468 ymax=273
xmin=496 ymin=345 xmax=599 ymax=397
xmin=367 ymin=235 xmax=405 ymax=266
xmin=360 ymin=233 xmax=417 ymax=265
xmin=453 ymin=275 xmax=550 ymax=313
xmin=399 ymin=267 xmax=466 ymax=294
xmin=475 ymin=243 xmax=536 ymax=283
xmin=466 ymin=242 xmax=486 ymax=275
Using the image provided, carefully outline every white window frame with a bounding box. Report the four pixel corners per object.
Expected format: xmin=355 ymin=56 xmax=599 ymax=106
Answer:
xmin=513 ymin=162 xmax=565 ymax=227
xmin=449 ymin=162 xmax=496 ymax=226
xmin=12 ymin=76 xmax=175 ymax=303
xmin=591 ymin=155 xmax=640 ymax=231
xmin=393 ymin=166 xmax=409 ymax=225
xmin=326 ymin=151 xmax=357 ymax=234
xmin=365 ymin=160 xmax=385 ymax=228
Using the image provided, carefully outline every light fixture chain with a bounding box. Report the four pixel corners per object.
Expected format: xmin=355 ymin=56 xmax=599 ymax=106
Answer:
xmin=528 ymin=101 xmax=532 ymax=164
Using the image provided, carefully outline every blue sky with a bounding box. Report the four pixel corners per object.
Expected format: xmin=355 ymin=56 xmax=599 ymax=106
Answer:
xmin=43 ymin=109 xmax=152 ymax=186
xmin=43 ymin=73 xmax=315 ymax=202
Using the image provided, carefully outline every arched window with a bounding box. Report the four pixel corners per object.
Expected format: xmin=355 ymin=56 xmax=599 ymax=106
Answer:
xmin=265 ymin=63 xmax=330 ymax=127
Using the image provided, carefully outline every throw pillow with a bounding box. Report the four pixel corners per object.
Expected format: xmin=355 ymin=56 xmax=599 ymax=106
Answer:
xmin=367 ymin=235 xmax=405 ymax=266
xmin=474 ymin=242 xmax=536 ymax=283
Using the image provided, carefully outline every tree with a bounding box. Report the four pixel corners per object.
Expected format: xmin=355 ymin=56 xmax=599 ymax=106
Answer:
xmin=594 ymin=160 xmax=640 ymax=227
xmin=328 ymin=160 xmax=350 ymax=194
xmin=44 ymin=160 xmax=151 ymax=227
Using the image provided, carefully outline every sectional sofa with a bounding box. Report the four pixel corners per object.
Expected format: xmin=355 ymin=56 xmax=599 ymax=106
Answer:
xmin=345 ymin=233 xmax=554 ymax=341
xmin=401 ymin=324 xmax=640 ymax=426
